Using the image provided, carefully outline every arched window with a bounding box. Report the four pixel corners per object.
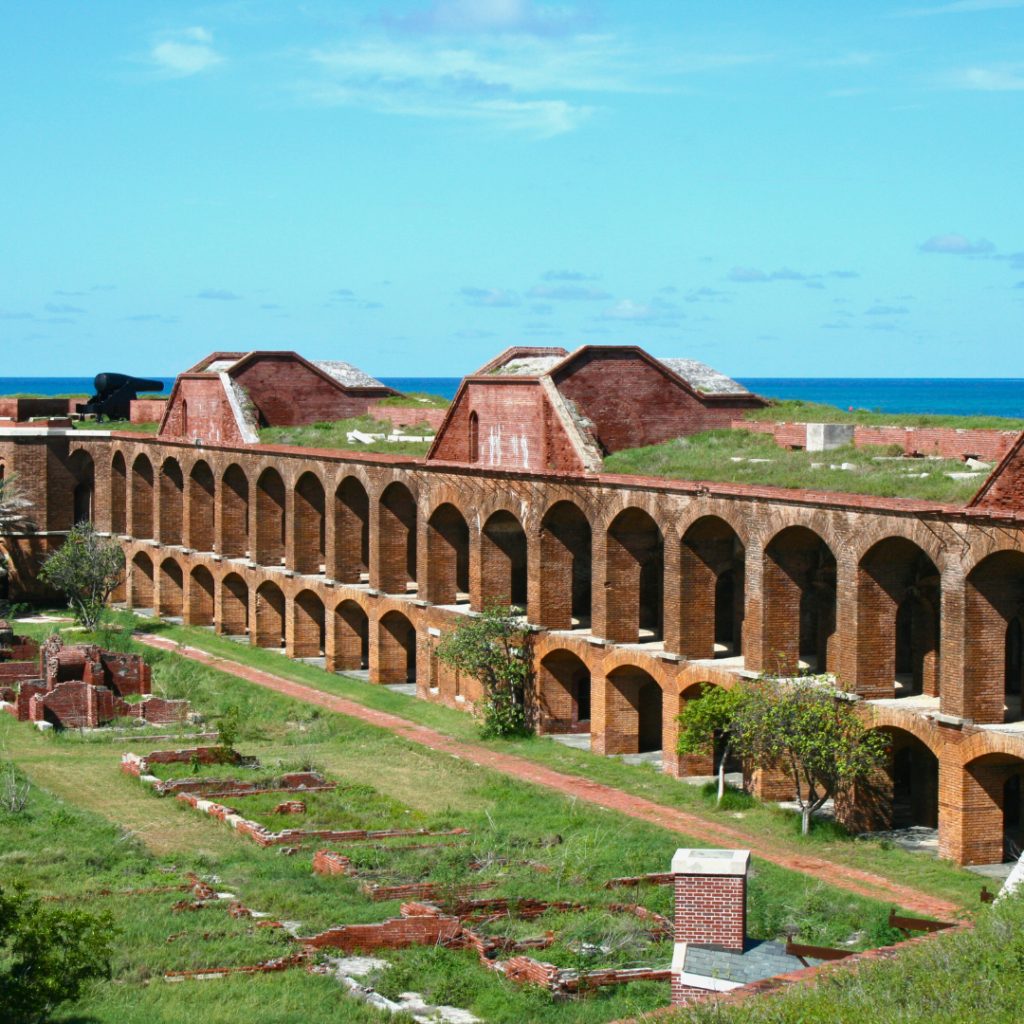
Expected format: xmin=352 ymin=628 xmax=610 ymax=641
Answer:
xmin=181 ymin=399 xmax=188 ymax=438
xmin=468 ymin=411 xmax=479 ymax=463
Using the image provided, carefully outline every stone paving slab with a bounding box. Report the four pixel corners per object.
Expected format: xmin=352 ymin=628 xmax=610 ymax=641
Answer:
xmin=136 ymin=635 xmax=964 ymax=919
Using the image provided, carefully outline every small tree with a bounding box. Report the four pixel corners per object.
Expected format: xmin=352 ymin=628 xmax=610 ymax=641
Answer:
xmin=0 ymin=884 xmax=116 ymax=1023
xmin=39 ymin=523 xmax=125 ymax=631
xmin=732 ymin=677 xmax=887 ymax=835
xmin=676 ymin=684 xmax=747 ymax=804
xmin=434 ymin=605 xmax=532 ymax=737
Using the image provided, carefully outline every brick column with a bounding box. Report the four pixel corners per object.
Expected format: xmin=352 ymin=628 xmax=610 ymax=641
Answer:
xmin=661 ymin=682 xmax=682 ymax=776
xmin=938 ymin=753 xmax=1004 ymax=866
xmin=671 ymin=848 xmax=749 ymax=1005
xmin=663 ymin=538 xmax=685 ymax=656
xmin=740 ymin=540 xmax=766 ymax=674
xmin=526 ymin=529 xmax=543 ymax=626
xmin=284 ymin=486 xmax=299 ymax=573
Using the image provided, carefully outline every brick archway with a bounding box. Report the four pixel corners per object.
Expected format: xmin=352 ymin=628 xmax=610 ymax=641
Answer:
xmin=425 ymin=502 xmax=470 ymax=606
xmin=598 ymin=507 xmax=664 ymax=645
xmin=68 ymin=449 xmax=94 ymax=527
xmin=188 ymin=460 xmax=215 ymax=552
xmin=377 ymin=610 xmax=416 ymax=684
xmin=220 ymin=464 xmax=249 ymax=558
xmin=537 ymin=648 xmax=591 ymax=735
xmin=375 ymin=482 xmax=418 ymax=595
xmin=110 ymin=451 xmax=127 ymax=534
xmin=478 ymin=509 xmax=528 ymax=610
xmin=158 ymin=458 xmax=184 ymax=546
xmin=157 ymin=557 xmax=183 ymax=617
xmin=188 ymin=564 xmax=215 ymax=626
xmin=219 ymin=572 xmax=249 ymax=637
xmin=294 ymin=472 xmax=326 ymax=575
xmin=332 ymin=476 xmax=369 ymax=583
xmin=600 ymin=664 xmax=664 ymax=755
xmin=293 ymin=589 xmax=325 ymax=658
xmin=332 ymin=599 xmax=369 ymax=672
xmin=538 ymin=500 xmax=592 ymax=631
xmin=254 ymin=580 xmax=285 ymax=648
xmin=130 ymin=454 xmax=154 ymax=539
xmin=129 ymin=550 xmax=154 ymax=610
xmin=255 ymin=468 xmax=286 ymax=567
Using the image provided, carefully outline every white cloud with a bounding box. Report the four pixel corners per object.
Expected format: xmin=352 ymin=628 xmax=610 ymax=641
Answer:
xmin=382 ymin=0 xmax=593 ymax=37
xmin=897 ymin=0 xmax=1024 ymax=14
xmin=918 ymin=234 xmax=995 ymax=254
xmin=462 ymin=286 xmax=519 ymax=306
xmin=601 ymin=299 xmax=659 ymax=320
xmin=151 ymin=28 xmax=224 ymax=77
xmin=943 ymin=66 xmax=1024 ymax=90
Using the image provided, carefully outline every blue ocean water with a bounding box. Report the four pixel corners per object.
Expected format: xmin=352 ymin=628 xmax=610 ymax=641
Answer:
xmin=4 ymin=376 xmax=1023 ymax=419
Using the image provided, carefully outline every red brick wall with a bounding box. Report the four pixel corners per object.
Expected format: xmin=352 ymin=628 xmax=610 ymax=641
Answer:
xmin=553 ymin=350 xmax=759 ymax=454
xmin=231 ymin=356 xmax=392 ymax=427
xmin=130 ymin=399 xmax=167 ymax=424
xmin=675 ymin=873 xmax=746 ymax=951
xmin=161 ymin=378 xmax=245 ymax=445
xmin=429 ymin=380 xmax=583 ymax=473
xmin=369 ymin=405 xmax=447 ymax=431
xmin=0 ymin=398 xmax=72 ymax=421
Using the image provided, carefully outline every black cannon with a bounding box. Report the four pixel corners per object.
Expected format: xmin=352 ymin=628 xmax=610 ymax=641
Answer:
xmin=76 ymin=373 xmax=164 ymax=422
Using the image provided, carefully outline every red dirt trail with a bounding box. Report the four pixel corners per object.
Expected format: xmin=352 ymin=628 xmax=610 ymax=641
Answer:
xmin=137 ymin=635 xmax=964 ymax=919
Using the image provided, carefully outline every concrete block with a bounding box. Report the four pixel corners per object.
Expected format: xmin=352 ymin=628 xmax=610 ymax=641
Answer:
xmin=806 ymin=423 xmax=855 ymax=451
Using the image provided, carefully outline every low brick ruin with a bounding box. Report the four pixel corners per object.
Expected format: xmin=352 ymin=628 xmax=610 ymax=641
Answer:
xmin=0 ymin=634 xmax=190 ymax=729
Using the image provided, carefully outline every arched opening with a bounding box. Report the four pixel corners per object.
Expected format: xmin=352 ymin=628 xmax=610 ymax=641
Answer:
xmin=677 ymin=516 xmax=744 ymax=660
xmin=379 ymin=611 xmax=416 ymax=684
xmin=130 ymin=454 xmax=154 ymax=539
xmin=220 ymin=573 xmax=249 ymax=637
xmin=1004 ymin=773 xmax=1023 ymax=861
xmin=966 ymin=550 xmax=1024 ymax=724
xmin=844 ymin=728 xmax=939 ymax=834
xmin=539 ymin=501 xmax=592 ymax=630
xmin=480 ymin=510 xmax=528 ymax=609
xmin=188 ymin=565 xmax=215 ymax=626
xmin=189 ymin=461 xmax=215 ymax=552
xmin=181 ymin=399 xmax=188 ymax=438
xmin=468 ymin=411 xmax=479 ymax=463
xmin=158 ymin=558 xmax=184 ymax=618
xmin=763 ymin=526 xmax=836 ymax=674
xmin=858 ymin=537 xmax=940 ymax=698
xmin=334 ymin=600 xmax=369 ymax=671
xmin=426 ymin=503 xmax=470 ymax=606
xmin=538 ymin=650 xmax=592 ymax=734
xmin=157 ymin=458 xmax=184 ymax=546
xmin=220 ymin=464 xmax=249 ymax=558
xmin=129 ymin=551 xmax=154 ymax=611
xmin=254 ymin=581 xmax=285 ymax=648
xmin=332 ymin=477 xmax=369 ymax=583
xmin=604 ymin=666 xmax=663 ymax=755
xmin=293 ymin=590 xmax=326 ymax=658
xmin=604 ymin=509 xmax=663 ymax=644
xmin=68 ymin=450 xmax=94 ymax=526
xmin=110 ymin=452 xmax=127 ymax=534
xmin=377 ymin=482 xmax=417 ymax=594
xmin=293 ymin=473 xmax=326 ymax=575
xmin=1006 ymin=618 xmax=1023 ymax=722
xmin=255 ymin=468 xmax=286 ymax=566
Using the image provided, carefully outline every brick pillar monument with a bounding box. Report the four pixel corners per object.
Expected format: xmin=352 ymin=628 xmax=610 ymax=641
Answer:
xmin=671 ymin=847 xmax=750 ymax=1005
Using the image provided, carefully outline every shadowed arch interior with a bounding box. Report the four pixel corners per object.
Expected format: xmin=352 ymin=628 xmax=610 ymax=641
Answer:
xmin=604 ymin=666 xmax=663 ymax=755
xmin=220 ymin=572 xmax=249 ymax=636
xmin=426 ymin=503 xmax=470 ymax=606
xmin=188 ymin=460 xmax=215 ymax=551
xmin=158 ymin=458 xmax=184 ymax=546
xmin=188 ymin=564 xmax=215 ymax=626
xmin=763 ymin=526 xmax=836 ymax=675
xmin=68 ymin=450 xmax=94 ymax=527
xmin=294 ymin=472 xmax=326 ymax=574
xmin=538 ymin=649 xmax=591 ymax=734
xmin=255 ymin=468 xmax=286 ymax=566
xmin=293 ymin=589 xmax=326 ymax=657
xmin=379 ymin=610 xmax=416 ymax=684
xmin=157 ymin=558 xmax=183 ymax=617
xmin=110 ymin=452 xmax=127 ymax=534
xmin=332 ymin=477 xmax=369 ymax=583
xmin=334 ymin=600 xmax=369 ymax=671
xmin=479 ymin=509 xmax=528 ymax=609
xmin=129 ymin=551 xmax=153 ymax=610
xmin=130 ymin=454 xmax=154 ymax=539
xmin=220 ymin=464 xmax=249 ymax=558
xmin=539 ymin=501 xmax=592 ymax=630
xmin=254 ymin=580 xmax=285 ymax=648
xmin=602 ymin=508 xmax=663 ymax=644
xmin=376 ymin=482 xmax=418 ymax=594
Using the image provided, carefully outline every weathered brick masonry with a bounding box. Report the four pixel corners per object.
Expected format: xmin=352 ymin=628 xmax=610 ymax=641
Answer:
xmin=4 ymin=382 xmax=1024 ymax=866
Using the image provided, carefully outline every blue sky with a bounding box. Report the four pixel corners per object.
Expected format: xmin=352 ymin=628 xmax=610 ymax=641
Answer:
xmin=1 ymin=0 xmax=1022 ymax=379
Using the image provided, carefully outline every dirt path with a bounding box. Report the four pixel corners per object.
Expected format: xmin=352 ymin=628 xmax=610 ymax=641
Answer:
xmin=138 ymin=635 xmax=963 ymax=919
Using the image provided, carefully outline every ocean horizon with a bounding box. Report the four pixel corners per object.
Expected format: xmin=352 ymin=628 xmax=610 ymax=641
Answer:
xmin=3 ymin=376 xmax=1023 ymax=420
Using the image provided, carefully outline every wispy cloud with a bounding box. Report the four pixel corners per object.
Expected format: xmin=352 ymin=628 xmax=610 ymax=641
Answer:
xmin=941 ymin=65 xmax=1024 ymax=90
xmin=897 ymin=0 xmax=1024 ymax=15
xmin=381 ymin=0 xmax=596 ymax=38
xmin=301 ymin=31 xmax=764 ymax=136
xmin=526 ymin=284 xmax=610 ymax=300
xmin=866 ymin=305 xmax=910 ymax=315
xmin=918 ymin=233 xmax=995 ymax=254
xmin=542 ymin=269 xmax=600 ymax=281
xmin=601 ymin=299 xmax=660 ymax=320
xmin=151 ymin=27 xmax=224 ymax=78
xmin=44 ymin=302 xmax=84 ymax=314
xmin=0 ymin=310 xmax=32 ymax=320
xmin=462 ymin=286 xmax=519 ymax=306
xmin=197 ymin=288 xmax=242 ymax=300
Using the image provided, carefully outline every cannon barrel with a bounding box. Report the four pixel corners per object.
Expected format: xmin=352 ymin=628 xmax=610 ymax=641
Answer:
xmin=93 ymin=373 xmax=163 ymax=396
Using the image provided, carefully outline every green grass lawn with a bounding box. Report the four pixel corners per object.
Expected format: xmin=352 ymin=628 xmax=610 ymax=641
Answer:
xmin=375 ymin=392 xmax=451 ymax=409
xmin=744 ymin=397 xmax=1024 ymax=431
xmin=603 ymin=429 xmax=983 ymax=503
xmin=2 ymin=616 xmax=930 ymax=1024
xmin=73 ymin=419 xmax=160 ymax=433
xmin=259 ymin=415 xmax=432 ymax=456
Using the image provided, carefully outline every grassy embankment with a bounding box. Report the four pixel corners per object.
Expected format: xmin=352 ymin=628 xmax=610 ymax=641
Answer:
xmin=0 ymin=615 xmax=920 ymax=1023
xmin=603 ymin=429 xmax=984 ymax=504
xmin=30 ymin=612 xmax=986 ymax=911
xmin=260 ymin=414 xmax=434 ymax=456
xmin=744 ymin=397 xmax=1024 ymax=431
xmin=375 ymin=392 xmax=451 ymax=409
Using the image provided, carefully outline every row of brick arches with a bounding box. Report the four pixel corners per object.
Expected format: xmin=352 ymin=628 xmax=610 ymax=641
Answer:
xmin=102 ymin=448 xmax=1024 ymax=723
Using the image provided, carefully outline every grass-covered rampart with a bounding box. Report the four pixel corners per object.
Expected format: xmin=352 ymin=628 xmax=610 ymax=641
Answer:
xmin=259 ymin=415 xmax=432 ymax=456
xmin=603 ymin=429 xmax=983 ymax=503
xmin=375 ymin=391 xmax=450 ymax=409
xmin=744 ymin=397 xmax=1024 ymax=431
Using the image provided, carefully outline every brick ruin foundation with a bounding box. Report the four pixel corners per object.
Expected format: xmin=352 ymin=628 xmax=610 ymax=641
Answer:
xmin=0 ymin=633 xmax=189 ymax=729
xmin=5 ymin=342 xmax=1024 ymax=865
